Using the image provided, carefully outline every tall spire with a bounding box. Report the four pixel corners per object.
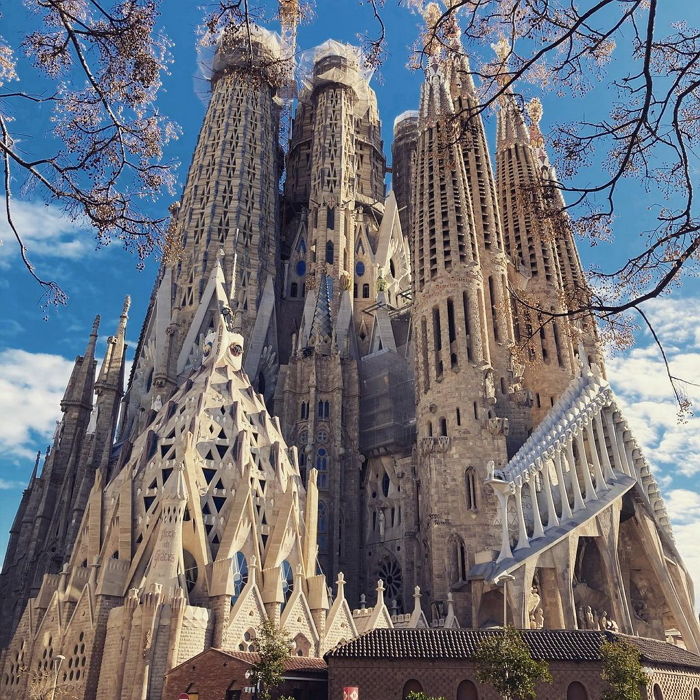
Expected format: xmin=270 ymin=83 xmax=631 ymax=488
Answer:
xmin=494 ymin=39 xmax=578 ymax=425
xmin=61 ymin=315 xmax=99 ymax=413
xmin=95 ymin=296 xmax=129 ymax=393
xmin=443 ymin=18 xmax=524 ymax=451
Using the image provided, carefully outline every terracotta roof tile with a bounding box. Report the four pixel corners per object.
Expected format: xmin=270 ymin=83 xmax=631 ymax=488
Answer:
xmin=325 ymin=629 xmax=700 ymax=670
xmin=224 ymin=650 xmax=327 ymax=671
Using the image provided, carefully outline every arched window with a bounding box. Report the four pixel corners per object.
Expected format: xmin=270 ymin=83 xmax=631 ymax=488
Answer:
xmin=298 ymin=450 xmax=307 ymax=481
xmin=318 ymin=501 xmax=328 ymax=553
xmin=693 ymin=688 xmax=700 ymax=700
xmin=317 ymin=400 xmax=330 ymax=419
xmin=300 ymin=401 xmax=308 ymax=420
xmin=439 ymin=417 xmax=448 ymax=436
xmin=326 ymin=207 xmax=335 ymax=230
xmin=290 ymin=282 xmax=298 ymax=298
xmin=465 ymin=467 xmax=478 ymax=511
xmin=457 ymin=679 xmax=479 ymax=700
xmin=362 ymin=283 xmax=370 ymax=298
xmin=382 ymin=472 xmax=390 ymax=497
xmin=402 ymin=680 xmax=422 ymax=698
xmin=452 ymin=536 xmax=467 ymax=583
xmin=183 ymin=550 xmax=198 ymax=593
xmin=316 ymin=448 xmax=328 ymax=489
xmin=652 ymin=685 xmax=664 ymax=700
xmin=325 ymin=240 xmax=334 ymax=264
xmin=566 ymin=681 xmax=588 ymax=700
xmin=281 ymin=560 xmax=294 ymax=608
xmin=231 ymin=551 xmax=248 ymax=604
xmin=293 ymin=633 xmax=311 ymax=657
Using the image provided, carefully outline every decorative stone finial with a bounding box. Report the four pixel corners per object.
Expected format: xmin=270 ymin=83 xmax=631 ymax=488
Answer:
xmin=525 ymin=97 xmax=543 ymax=126
xmin=492 ymin=37 xmax=511 ymax=62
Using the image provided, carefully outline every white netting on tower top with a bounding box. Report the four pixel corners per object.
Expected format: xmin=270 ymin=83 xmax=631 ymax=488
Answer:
xmin=195 ymin=24 xmax=284 ymax=102
xmin=296 ymin=39 xmax=374 ymax=107
xmin=393 ymin=110 xmax=420 ymax=132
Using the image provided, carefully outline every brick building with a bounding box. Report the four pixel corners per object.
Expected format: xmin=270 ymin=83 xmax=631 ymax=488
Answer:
xmin=326 ymin=628 xmax=700 ymax=700
xmin=164 ymin=649 xmax=327 ymax=700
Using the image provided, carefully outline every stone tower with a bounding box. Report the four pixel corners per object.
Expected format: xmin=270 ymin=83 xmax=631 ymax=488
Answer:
xmin=0 ymin=302 xmax=129 ymax=648
xmin=391 ymin=111 xmax=419 ymax=240
xmin=275 ymin=41 xmax=388 ymax=599
xmin=493 ymin=39 xmax=580 ymax=428
xmin=409 ymin=62 xmax=510 ymax=623
xmin=119 ymin=25 xmax=283 ymax=446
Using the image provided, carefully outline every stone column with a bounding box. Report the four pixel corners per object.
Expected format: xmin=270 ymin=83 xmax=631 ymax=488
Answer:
xmin=554 ymin=451 xmax=573 ymax=520
xmin=527 ymin=476 xmax=545 ymax=539
xmin=585 ymin=418 xmax=608 ymax=490
xmin=603 ymin=409 xmax=625 ymax=475
xmin=594 ymin=413 xmax=615 ymax=482
xmin=514 ymin=479 xmax=530 ymax=551
xmin=540 ymin=458 xmax=559 ymax=529
xmin=564 ymin=438 xmax=585 ymax=512
xmin=575 ymin=429 xmax=597 ymax=503
xmin=492 ymin=486 xmax=513 ymax=562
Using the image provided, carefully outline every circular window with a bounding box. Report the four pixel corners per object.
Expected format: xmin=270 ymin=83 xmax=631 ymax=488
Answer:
xmin=296 ymin=260 xmax=306 ymax=277
xmin=377 ymin=557 xmax=402 ymax=601
xmin=355 ymin=261 xmax=365 ymax=277
xmin=316 ymin=428 xmax=328 ymax=443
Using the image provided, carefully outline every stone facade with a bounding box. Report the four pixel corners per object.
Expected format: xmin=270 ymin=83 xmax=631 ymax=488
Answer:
xmin=1 ymin=7 xmax=700 ymax=700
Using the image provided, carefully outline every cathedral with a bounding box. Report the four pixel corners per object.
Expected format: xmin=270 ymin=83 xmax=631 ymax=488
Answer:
xmin=1 ymin=5 xmax=699 ymax=699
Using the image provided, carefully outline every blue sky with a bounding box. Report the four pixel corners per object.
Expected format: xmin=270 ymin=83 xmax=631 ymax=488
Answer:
xmin=1 ymin=1 xmax=700 ymax=601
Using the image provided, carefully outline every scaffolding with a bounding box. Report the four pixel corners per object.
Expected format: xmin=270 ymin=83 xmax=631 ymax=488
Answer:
xmin=359 ymin=349 xmax=416 ymax=456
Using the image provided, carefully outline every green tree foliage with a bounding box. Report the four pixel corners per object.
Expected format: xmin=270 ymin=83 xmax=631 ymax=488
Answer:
xmin=600 ymin=639 xmax=650 ymax=700
xmin=405 ymin=693 xmax=446 ymax=700
xmin=473 ymin=627 xmax=552 ymax=700
xmin=250 ymin=619 xmax=291 ymax=700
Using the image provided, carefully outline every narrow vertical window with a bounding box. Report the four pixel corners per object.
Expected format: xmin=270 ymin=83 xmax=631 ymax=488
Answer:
xmin=421 ymin=317 xmax=430 ymax=391
xmin=489 ymin=276 xmax=501 ymax=342
xmin=447 ymin=298 xmax=458 ymax=369
xmin=462 ymin=292 xmax=473 ymax=362
xmin=433 ymin=306 xmax=443 ymax=378
xmin=466 ymin=467 xmax=478 ymax=511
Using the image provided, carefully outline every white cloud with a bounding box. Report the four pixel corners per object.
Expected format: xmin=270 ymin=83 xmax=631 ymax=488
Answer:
xmin=0 ymin=199 xmax=92 ymax=266
xmin=607 ymin=297 xmax=700 ymax=477
xmin=0 ymin=345 xmax=131 ymax=470
xmin=664 ymin=490 xmax=700 ymax=605
xmin=0 ymin=348 xmax=74 ymax=461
